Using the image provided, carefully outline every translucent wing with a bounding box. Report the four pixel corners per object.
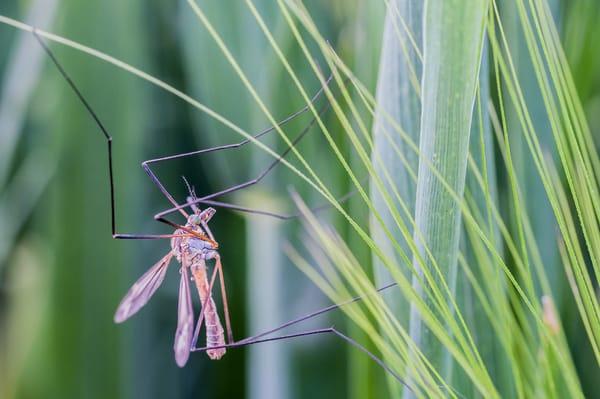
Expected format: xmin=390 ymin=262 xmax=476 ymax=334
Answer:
xmin=174 ymin=264 xmax=194 ymax=367
xmin=114 ymin=252 xmax=174 ymax=323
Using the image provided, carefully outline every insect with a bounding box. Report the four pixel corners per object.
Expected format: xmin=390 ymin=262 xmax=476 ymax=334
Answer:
xmin=24 ymin=22 xmax=411 ymax=391
xmin=113 ymin=189 xmax=231 ymax=366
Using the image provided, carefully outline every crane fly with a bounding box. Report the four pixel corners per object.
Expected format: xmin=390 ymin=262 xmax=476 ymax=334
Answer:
xmin=20 ymin=24 xmax=414 ymax=390
xmin=114 ymin=196 xmax=232 ymax=366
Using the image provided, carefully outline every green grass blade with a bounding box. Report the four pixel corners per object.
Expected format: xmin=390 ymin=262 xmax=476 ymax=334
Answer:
xmin=0 ymin=0 xmax=57 ymax=188
xmin=407 ymin=0 xmax=489 ymax=389
xmin=0 ymin=0 xmax=58 ymax=271
xmin=500 ymin=0 xmax=564 ymax=306
xmin=347 ymin=2 xmax=386 ymax=398
xmin=459 ymin=43 xmax=515 ymax=397
xmin=370 ymin=0 xmax=421 ymax=327
xmin=370 ymin=0 xmax=422 ymax=395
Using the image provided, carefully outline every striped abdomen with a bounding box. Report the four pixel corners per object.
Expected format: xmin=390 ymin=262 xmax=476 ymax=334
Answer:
xmin=191 ymin=262 xmax=226 ymax=360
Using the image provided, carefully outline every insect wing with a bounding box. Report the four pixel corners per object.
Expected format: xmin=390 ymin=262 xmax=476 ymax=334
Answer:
xmin=174 ymin=264 xmax=194 ymax=367
xmin=114 ymin=252 xmax=174 ymax=323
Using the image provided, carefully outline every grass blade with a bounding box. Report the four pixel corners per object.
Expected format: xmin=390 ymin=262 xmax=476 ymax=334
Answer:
xmin=407 ymin=0 xmax=489 ymax=390
xmin=0 ymin=0 xmax=57 ymax=188
xmin=370 ymin=0 xmax=422 ymax=395
xmin=370 ymin=0 xmax=422 ymax=327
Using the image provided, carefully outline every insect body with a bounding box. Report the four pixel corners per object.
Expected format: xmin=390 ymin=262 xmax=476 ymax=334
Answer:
xmin=114 ymin=205 xmax=231 ymax=367
xmin=171 ymin=209 xmax=227 ymax=361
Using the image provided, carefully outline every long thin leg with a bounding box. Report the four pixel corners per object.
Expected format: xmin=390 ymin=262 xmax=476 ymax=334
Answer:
xmin=215 ymin=254 xmax=233 ymax=344
xmin=191 ymin=283 xmax=400 ymax=389
xmin=34 ymin=30 xmax=329 ymax=239
xmin=189 ymin=252 xmax=233 ymax=346
xmin=188 ymin=185 xmax=359 ymax=220
xmin=144 ymin=76 xmax=331 ymax=219
xmin=33 ymin=30 xmax=190 ymax=241
xmin=192 ymin=326 xmax=412 ymax=392
xmin=141 ymin=74 xmax=331 ymax=173
xmin=154 ymin=97 xmax=332 ymax=220
xmin=236 ymin=282 xmax=398 ymax=346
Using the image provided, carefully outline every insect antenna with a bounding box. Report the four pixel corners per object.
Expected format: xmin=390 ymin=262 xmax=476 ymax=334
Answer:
xmin=181 ymin=175 xmax=195 ymax=200
xmin=181 ymin=175 xmax=203 ymax=215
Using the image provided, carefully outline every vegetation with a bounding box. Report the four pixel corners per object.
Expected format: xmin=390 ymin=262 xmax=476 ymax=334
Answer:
xmin=0 ymin=0 xmax=598 ymax=398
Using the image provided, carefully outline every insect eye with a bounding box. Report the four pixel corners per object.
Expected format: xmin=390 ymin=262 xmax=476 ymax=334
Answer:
xmin=189 ymin=214 xmax=201 ymax=225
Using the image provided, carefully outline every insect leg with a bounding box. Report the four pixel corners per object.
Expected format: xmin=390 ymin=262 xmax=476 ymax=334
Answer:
xmin=193 ymin=326 xmax=411 ymax=391
xmin=154 ymin=93 xmax=364 ymax=221
xmin=190 ymin=282 xmax=398 ymax=357
xmin=141 ymin=73 xmax=331 ymax=189
xmin=32 ymin=30 xmax=189 ymax=240
xmin=154 ymin=91 xmax=333 ymax=220
xmin=213 ymin=253 xmax=233 ymax=344
xmin=185 ymin=186 xmax=358 ymax=220
xmin=34 ymin=32 xmax=343 ymax=233
xmin=236 ymin=282 xmax=398 ymax=346
xmin=140 ymin=75 xmax=329 ymax=217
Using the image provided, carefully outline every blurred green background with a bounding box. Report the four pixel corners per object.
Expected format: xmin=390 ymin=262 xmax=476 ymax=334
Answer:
xmin=0 ymin=1 xmax=599 ymax=398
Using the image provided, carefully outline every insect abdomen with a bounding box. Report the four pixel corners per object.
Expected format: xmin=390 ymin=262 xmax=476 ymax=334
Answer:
xmin=204 ymin=303 xmax=226 ymax=359
xmin=191 ymin=262 xmax=226 ymax=360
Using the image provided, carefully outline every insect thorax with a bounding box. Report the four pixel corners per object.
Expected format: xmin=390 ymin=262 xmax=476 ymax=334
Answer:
xmin=170 ymin=225 xmax=214 ymax=263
